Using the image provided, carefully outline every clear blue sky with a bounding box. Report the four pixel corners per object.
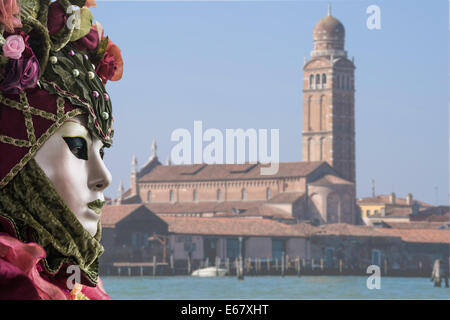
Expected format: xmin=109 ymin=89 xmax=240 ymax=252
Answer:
xmin=92 ymin=1 xmax=449 ymax=206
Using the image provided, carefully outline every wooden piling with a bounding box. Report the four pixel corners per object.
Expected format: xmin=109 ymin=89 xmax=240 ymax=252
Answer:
xmin=205 ymin=257 xmax=209 ymax=268
xmin=140 ymin=266 xmax=143 ymax=277
xmin=296 ymin=257 xmax=301 ymax=276
xmin=226 ymin=258 xmax=230 ymax=274
xmin=320 ymin=258 xmax=324 ymax=271
xmin=339 ymin=259 xmax=343 ymax=273
xmin=384 ymin=258 xmax=388 ymax=275
xmin=187 ymin=255 xmax=191 ymax=275
xmin=170 ymin=255 xmax=175 ymax=275
xmin=275 ymin=258 xmax=279 ymax=271
xmin=311 ymin=258 xmax=315 ymax=271
xmin=128 ymin=267 xmax=131 ymax=276
xmin=267 ymin=258 xmax=270 ymax=272
xmin=432 ymin=259 xmax=442 ymax=287
xmin=237 ymin=256 xmax=244 ymax=280
xmin=152 ymin=256 xmax=156 ymax=277
xmin=118 ymin=267 xmax=121 ymax=276
xmin=281 ymin=254 xmax=285 ymax=277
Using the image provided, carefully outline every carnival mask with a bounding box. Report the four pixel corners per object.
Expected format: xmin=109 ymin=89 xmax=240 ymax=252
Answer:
xmin=34 ymin=115 xmax=111 ymax=237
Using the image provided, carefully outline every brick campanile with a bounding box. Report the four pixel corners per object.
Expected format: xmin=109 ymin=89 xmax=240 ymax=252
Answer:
xmin=302 ymin=7 xmax=356 ymax=182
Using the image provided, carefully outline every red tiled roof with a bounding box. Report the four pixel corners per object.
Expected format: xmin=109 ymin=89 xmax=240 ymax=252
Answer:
xmin=357 ymin=195 xmax=432 ymax=207
xmin=138 ymin=161 xmax=329 ymax=182
xmin=382 ymin=222 xmax=447 ymax=230
xmin=160 ymin=216 xmax=309 ymax=237
xmin=145 ymin=201 xmax=266 ymax=215
xmin=101 ymin=204 xmax=143 ymax=227
xmin=312 ymin=224 xmax=392 ymax=238
xmin=242 ymin=205 xmax=292 ymax=218
xmin=384 ymin=207 xmax=413 ymax=217
xmin=377 ymin=228 xmax=450 ymax=244
xmin=267 ymin=192 xmax=305 ymax=204
xmin=310 ymin=174 xmax=352 ymax=186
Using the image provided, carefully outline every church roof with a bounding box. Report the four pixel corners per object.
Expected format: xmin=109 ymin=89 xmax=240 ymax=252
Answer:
xmin=309 ymin=174 xmax=353 ymax=186
xmin=267 ymin=192 xmax=305 ymax=204
xmin=138 ymin=161 xmax=329 ymax=182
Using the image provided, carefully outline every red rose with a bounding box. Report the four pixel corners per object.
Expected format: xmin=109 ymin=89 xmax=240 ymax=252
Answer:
xmin=95 ymin=51 xmax=117 ymax=84
xmin=72 ymin=27 xmax=99 ymax=53
xmin=47 ymin=1 xmax=67 ymax=36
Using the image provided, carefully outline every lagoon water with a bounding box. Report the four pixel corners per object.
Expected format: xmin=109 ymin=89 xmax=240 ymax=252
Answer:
xmin=102 ymin=276 xmax=449 ymax=300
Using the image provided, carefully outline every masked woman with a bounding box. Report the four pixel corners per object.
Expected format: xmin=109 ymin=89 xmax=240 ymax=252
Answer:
xmin=0 ymin=0 xmax=123 ymax=299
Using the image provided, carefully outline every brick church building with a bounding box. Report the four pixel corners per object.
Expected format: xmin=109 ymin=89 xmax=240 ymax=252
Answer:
xmin=115 ymin=9 xmax=358 ymax=226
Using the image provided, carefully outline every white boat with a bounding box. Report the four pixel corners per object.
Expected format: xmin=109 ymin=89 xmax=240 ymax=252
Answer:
xmin=191 ymin=266 xmax=227 ymax=277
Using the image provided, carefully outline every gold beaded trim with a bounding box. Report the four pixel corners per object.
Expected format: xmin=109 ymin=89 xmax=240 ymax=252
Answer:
xmin=0 ymin=90 xmax=84 ymax=188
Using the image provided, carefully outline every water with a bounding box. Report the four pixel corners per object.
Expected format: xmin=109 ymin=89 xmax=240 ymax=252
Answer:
xmin=102 ymin=276 xmax=450 ymax=300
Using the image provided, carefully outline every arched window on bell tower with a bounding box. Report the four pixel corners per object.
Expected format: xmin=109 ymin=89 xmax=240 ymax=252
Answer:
xmin=322 ymin=73 xmax=327 ymax=88
xmin=315 ymin=74 xmax=320 ymax=88
xmin=309 ymin=74 xmax=314 ymax=89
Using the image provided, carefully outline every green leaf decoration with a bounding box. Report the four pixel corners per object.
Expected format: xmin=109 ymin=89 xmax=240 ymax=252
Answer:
xmin=0 ymin=33 xmax=5 ymax=46
xmin=20 ymin=0 xmax=41 ymax=20
xmin=69 ymin=8 xmax=93 ymax=42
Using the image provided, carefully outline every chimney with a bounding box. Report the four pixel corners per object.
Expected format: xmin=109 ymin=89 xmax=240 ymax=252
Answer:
xmin=389 ymin=192 xmax=396 ymax=204
xmin=406 ymin=193 xmax=413 ymax=206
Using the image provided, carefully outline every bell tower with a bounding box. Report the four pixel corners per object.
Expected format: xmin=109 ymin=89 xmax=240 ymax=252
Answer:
xmin=302 ymin=7 xmax=356 ymax=182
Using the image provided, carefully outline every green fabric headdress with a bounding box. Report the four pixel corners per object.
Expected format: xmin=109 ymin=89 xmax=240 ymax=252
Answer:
xmin=0 ymin=159 xmax=104 ymax=285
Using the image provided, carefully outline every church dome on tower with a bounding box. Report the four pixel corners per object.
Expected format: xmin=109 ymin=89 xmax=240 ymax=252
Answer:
xmin=313 ymin=15 xmax=345 ymax=42
xmin=310 ymin=6 xmax=347 ymax=58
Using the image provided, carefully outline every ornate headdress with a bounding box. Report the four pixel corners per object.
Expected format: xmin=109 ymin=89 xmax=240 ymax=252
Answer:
xmin=0 ymin=0 xmax=123 ymax=188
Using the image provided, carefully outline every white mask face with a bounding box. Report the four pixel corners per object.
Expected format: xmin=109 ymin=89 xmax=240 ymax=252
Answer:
xmin=34 ymin=115 xmax=112 ymax=237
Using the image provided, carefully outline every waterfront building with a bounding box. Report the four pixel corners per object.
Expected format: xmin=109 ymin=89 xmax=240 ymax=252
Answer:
xmin=358 ymin=192 xmax=434 ymax=226
xmin=115 ymin=9 xmax=358 ymax=226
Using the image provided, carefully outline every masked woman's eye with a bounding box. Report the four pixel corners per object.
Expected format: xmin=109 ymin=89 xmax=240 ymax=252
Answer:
xmin=63 ymin=137 xmax=88 ymax=160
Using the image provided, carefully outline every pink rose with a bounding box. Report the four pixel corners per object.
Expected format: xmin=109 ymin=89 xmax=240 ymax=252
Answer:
xmin=2 ymin=34 xmax=24 ymax=59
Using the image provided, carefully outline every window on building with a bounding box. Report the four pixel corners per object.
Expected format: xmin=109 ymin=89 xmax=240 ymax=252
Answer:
xmin=169 ymin=190 xmax=174 ymax=202
xmin=309 ymin=74 xmax=314 ymax=89
xmin=366 ymin=209 xmax=370 ymax=216
xmin=272 ymin=239 xmax=284 ymax=262
xmin=374 ymin=210 xmax=379 ymax=215
xmin=226 ymin=238 xmax=240 ymax=259
xmin=147 ymin=191 xmax=152 ymax=202
xmin=337 ymin=75 xmax=341 ymax=89
xmin=266 ymin=187 xmax=271 ymax=200
xmin=193 ymin=189 xmax=197 ymax=201
xmin=315 ymin=74 xmax=320 ymax=86
xmin=322 ymin=73 xmax=327 ymax=88
xmin=241 ymin=188 xmax=247 ymax=200
xmin=217 ymin=189 xmax=222 ymax=201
